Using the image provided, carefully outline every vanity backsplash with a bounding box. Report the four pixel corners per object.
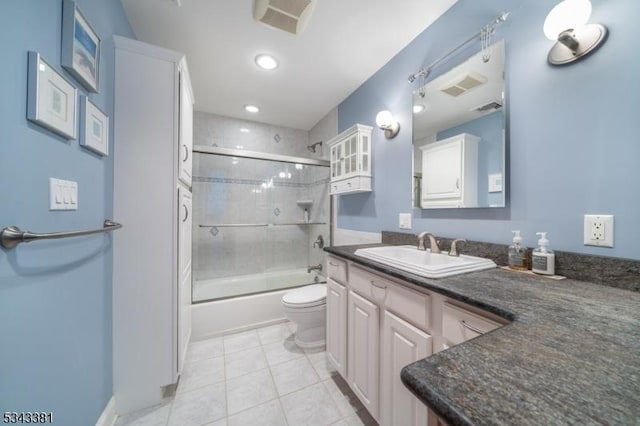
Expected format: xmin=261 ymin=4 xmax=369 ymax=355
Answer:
xmin=381 ymin=231 xmax=640 ymax=292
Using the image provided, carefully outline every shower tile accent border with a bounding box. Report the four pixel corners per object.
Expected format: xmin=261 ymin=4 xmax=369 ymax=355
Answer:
xmin=192 ymin=176 xmax=330 ymax=189
xmin=381 ymin=231 xmax=640 ymax=292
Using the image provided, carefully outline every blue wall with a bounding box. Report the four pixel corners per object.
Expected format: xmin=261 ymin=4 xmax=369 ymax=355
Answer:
xmin=338 ymin=0 xmax=640 ymax=260
xmin=0 ymin=1 xmax=133 ymax=424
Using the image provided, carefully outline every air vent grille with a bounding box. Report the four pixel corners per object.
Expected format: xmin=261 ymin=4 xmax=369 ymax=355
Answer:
xmin=254 ymin=0 xmax=315 ymax=35
xmin=440 ymin=72 xmax=488 ymax=97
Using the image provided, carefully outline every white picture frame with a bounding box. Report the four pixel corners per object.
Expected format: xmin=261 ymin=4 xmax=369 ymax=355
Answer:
xmin=61 ymin=0 xmax=100 ymax=93
xmin=27 ymin=51 xmax=77 ymax=139
xmin=79 ymin=95 xmax=109 ymax=156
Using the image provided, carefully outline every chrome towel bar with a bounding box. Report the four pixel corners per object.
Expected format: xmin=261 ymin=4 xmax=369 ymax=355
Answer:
xmin=0 ymin=220 xmax=122 ymax=249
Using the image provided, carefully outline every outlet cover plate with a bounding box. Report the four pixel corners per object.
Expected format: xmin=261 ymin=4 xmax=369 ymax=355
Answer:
xmin=584 ymin=214 xmax=614 ymax=247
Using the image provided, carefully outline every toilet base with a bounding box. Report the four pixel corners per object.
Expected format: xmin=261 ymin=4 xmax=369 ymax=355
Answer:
xmin=293 ymin=324 xmax=326 ymax=349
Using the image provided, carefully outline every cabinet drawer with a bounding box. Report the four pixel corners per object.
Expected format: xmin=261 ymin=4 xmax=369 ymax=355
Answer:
xmin=330 ymin=176 xmax=371 ymax=195
xmin=385 ymin=281 xmax=430 ymax=331
xmin=442 ymin=302 xmax=502 ymax=345
xmin=350 ymin=266 xmax=430 ymax=330
xmin=327 ymin=256 xmax=348 ymax=284
xmin=349 ymin=266 xmax=388 ymax=304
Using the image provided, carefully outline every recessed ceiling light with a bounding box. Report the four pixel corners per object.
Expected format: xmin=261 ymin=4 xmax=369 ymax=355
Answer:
xmin=255 ymin=54 xmax=279 ymax=70
xmin=240 ymin=128 xmax=250 ymax=133
xmin=244 ymin=104 xmax=260 ymax=113
xmin=413 ymin=104 xmax=425 ymax=113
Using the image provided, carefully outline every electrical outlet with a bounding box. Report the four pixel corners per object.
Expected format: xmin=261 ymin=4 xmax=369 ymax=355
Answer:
xmin=584 ymin=214 xmax=614 ymax=247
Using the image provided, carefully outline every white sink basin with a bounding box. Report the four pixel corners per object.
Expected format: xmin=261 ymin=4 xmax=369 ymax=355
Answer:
xmin=353 ymin=245 xmax=496 ymax=278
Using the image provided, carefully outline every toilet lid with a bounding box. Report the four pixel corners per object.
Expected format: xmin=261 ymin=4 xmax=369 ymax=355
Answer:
xmin=282 ymin=284 xmax=326 ymax=307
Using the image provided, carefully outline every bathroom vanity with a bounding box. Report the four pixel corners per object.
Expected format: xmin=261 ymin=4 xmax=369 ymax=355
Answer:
xmin=324 ymin=244 xmax=640 ymax=426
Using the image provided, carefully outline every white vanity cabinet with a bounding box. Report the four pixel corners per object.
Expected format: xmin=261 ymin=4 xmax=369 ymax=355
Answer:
xmin=328 ymin=124 xmax=372 ymax=195
xmin=420 ymin=133 xmax=479 ymax=208
xmin=112 ymin=35 xmax=194 ymax=413
xmin=326 ymin=253 xmax=507 ymax=426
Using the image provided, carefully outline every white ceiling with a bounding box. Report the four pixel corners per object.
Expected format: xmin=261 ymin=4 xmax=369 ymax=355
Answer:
xmin=120 ymin=0 xmax=458 ymax=130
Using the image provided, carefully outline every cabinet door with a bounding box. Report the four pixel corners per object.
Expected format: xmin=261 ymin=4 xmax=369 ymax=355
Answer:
xmin=178 ymin=70 xmax=193 ymax=186
xmin=327 ymin=279 xmax=347 ymax=378
xmin=348 ymin=290 xmax=380 ymax=420
xmin=422 ymin=140 xmax=462 ymax=201
xmin=177 ymin=188 xmax=192 ymax=373
xmin=380 ymin=311 xmax=432 ymax=426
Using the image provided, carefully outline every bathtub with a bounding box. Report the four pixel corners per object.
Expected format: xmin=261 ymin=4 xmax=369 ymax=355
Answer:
xmin=191 ymin=268 xmax=325 ymax=340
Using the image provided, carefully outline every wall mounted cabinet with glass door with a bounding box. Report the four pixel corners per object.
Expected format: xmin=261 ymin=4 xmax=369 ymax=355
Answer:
xmin=328 ymin=124 xmax=372 ymax=195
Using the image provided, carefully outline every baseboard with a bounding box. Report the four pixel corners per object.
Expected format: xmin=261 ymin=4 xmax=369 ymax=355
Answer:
xmin=95 ymin=396 xmax=117 ymax=426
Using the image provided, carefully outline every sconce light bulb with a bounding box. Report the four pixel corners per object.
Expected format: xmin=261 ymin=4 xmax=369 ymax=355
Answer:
xmin=543 ymin=0 xmax=592 ymax=40
xmin=376 ymin=110 xmax=394 ymax=128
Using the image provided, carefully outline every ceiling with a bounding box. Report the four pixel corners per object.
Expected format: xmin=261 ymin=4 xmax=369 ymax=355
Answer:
xmin=120 ymin=0 xmax=458 ymax=130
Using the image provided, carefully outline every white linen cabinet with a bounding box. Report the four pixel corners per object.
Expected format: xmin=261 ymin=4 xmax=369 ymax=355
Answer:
xmin=112 ymin=35 xmax=194 ymax=414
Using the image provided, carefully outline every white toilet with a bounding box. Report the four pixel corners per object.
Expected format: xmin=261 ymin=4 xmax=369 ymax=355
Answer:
xmin=282 ymin=284 xmax=327 ymax=349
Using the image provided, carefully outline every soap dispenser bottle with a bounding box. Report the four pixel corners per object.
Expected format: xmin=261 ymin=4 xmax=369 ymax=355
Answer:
xmin=508 ymin=230 xmax=529 ymax=271
xmin=532 ymin=232 xmax=555 ymax=275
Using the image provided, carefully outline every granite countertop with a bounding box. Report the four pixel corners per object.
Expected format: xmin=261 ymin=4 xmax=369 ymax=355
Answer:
xmin=324 ymin=244 xmax=640 ymax=426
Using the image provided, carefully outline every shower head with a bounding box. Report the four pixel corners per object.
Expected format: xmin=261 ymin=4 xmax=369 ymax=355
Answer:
xmin=307 ymin=141 xmax=323 ymax=153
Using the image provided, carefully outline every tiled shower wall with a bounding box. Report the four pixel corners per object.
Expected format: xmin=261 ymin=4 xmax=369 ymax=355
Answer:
xmin=192 ymin=112 xmax=335 ymax=284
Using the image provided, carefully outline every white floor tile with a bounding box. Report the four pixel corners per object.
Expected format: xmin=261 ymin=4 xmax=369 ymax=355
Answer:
xmin=262 ymin=337 xmax=304 ymax=366
xmin=226 ymin=368 xmax=278 ymax=416
xmin=270 ymin=356 xmax=320 ymax=396
xmin=187 ymin=337 xmax=224 ymax=363
xmin=224 ymin=329 xmax=260 ymax=354
xmin=257 ymin=323 xmax=294 ymax=346
xmin=115 ymin=400 xmax=171 ymax=426
xmin=307 ymin=351 xmax=338 ymax=380
xmin=203 ymin=419 xmax=227 ymax=426
xmin=225 ymin=346 xmax=268 ymax=379
xmin=331 ymin=410 xmax=377 ymax=426
xmin=280 ymin=382 xmax=342 ymax=426
xmin=179 ymin=355 xmax=225 ymax=393
xmin=167 ymin=383 xmax=226 ymax=426
xmin=227 ymin=399 xmax=288 ymax=426
xmin=323 ymin=377 xmax=364 ymax=417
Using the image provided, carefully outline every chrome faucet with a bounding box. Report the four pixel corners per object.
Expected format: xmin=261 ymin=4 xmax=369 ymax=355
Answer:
xmin=313 ymin=234 xmax=324 ymax=249
xmin=449 ymin=238 xmax=466 ymax=257
xmin=417 ymin=232 xmax=441 ymax=253
xmin=307 ymin=263 xmax=323 ymax=273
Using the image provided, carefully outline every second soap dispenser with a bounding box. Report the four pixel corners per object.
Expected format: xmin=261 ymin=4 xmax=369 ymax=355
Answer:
xmin=532 ymin=232 xmax=555 ymax=275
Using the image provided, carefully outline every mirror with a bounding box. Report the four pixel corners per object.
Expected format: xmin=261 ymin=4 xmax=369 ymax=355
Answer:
xmin=412 ymin=40 xmax=506 ymax=209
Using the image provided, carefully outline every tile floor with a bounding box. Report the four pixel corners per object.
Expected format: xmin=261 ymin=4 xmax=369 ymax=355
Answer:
xmin=115 ymin=322 xmax=377 ymax=426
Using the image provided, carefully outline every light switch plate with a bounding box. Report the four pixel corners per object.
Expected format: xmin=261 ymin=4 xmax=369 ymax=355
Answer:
xmin=50 ymin=178 xmax=78 ymax=210
xmin=584 ymin=214 xmax=613 ymax=247
xmin=488 ymin=173 xmax=503 ymax=193
xmin=399 ymin=213 xmax=412 ymax=229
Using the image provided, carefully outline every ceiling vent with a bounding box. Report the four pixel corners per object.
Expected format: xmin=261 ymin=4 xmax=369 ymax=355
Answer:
xmin=472 ymin=100 xmax=503 ymax=112
xmin=440 ymin=72 xmax=488 ymax=97
xmin=254 ymin=0 xmax=316 ymax=35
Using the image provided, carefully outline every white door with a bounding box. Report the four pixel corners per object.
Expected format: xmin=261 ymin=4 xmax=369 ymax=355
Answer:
xmin=422 ymin=140 xmax=462 ymax=201
xmin=178 ymin=70 xmax=193 ymax=186
xmin=380 ymin=310 xmax=432 ymax=426
xmin=177 ymin=187 xmax=192 ymax=372
xmin=348 ymin=290 xmax=380 ymax=420
xmin=327 ymin=278 xmax=347 ymax=378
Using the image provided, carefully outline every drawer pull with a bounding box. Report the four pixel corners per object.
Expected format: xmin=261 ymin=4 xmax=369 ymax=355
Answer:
xmin=329 ymin=261 xmax=340 ymax=267
xmin=370 ymin=280 xmax=386 ymax=289
xmin=460 ymin=320 xmax=485 ymax=335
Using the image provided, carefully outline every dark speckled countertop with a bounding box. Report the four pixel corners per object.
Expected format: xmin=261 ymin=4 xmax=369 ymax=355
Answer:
xmin=324 ymin=244 xmax=640 ymax=426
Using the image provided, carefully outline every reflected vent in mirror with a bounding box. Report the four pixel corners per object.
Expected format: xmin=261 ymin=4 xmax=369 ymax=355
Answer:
xmin=254 ymin=0 xmax=315 ymax=35
xmin=440 ymin=72 xmax=488 ymax=97
xmin=472 ymin=100 xmax=503 ymax=112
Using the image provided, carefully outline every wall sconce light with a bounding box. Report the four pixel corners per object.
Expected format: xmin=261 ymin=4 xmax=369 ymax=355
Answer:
xmin=375 ymin=110 xmax=400 ymax=139
xmin=543 ymin=0 xmax=607 ymax=65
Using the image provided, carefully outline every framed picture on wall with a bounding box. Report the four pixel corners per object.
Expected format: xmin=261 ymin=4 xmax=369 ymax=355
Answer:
xmin=79 ymin=95 xmax=109 ymax=156
xmin=61 ymin=0 xmax=100 ymax=93
xmin=27 ymin=51 xmax=77 ymax=139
